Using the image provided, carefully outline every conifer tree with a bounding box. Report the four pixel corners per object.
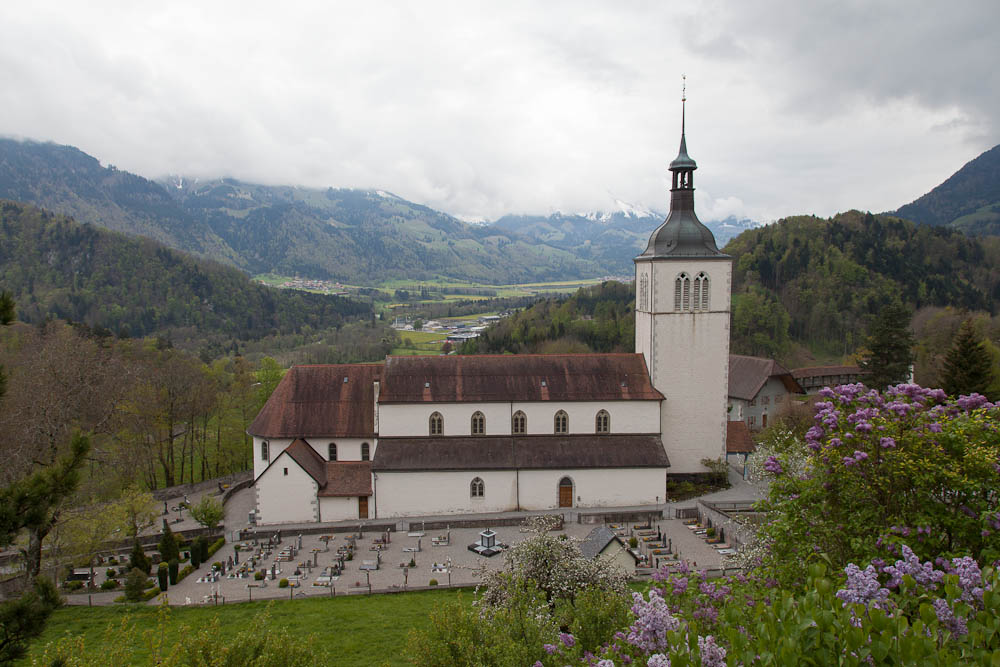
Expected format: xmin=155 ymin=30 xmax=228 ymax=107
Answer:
xmin=859 ymin=303 xmax=915 ymax=389
xmin=941 ymin=318 xmax=995 ymax=398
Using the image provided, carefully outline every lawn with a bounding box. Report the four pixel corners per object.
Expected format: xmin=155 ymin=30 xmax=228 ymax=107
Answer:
xmin=22 ymin=588 xmax=466 ymax=666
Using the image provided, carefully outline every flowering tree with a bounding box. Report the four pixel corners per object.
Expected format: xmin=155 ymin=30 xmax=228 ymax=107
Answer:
xmin=754 ymin=383 xmax=1000 ymax=583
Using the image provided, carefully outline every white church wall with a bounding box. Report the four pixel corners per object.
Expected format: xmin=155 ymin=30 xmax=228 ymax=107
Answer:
xmin=307 ymin=437 xmax=374 ymax=461
xmin=378 ymin=403 xmax=512 ymax=437
xmin=517 ymin=468 xmax=664 ymax=509
xmin=514 ymin=401 xmax=660 ymax=435
xmin=255 ymin=452 xmax=318 ymax=524
xmin=319 ymin=496 xmax=359 ymax=522
xmin=375 ymin=471 xmax=517 ymax=517
xmin=252 ymin=437 xmax=293 ymax=481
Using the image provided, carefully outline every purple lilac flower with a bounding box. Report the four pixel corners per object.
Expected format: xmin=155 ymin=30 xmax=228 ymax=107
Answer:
xmin=646 ymin=655 xmax=671 ymax=667
xmin=559 ymin=632 xmax=575 ymax=648
xmin=950 ymin=556 xmax=986 ymax=604
xmin=882 ymin=545 xmax=944 ymax=589
xmin=879 ymin=436 xmax=896 ymax=449
xmin=543 ymin=644 xmax=558 ymax=655
xmin=671 ymin=577 xmax=689 ymax=596
xmin=627 ymin=590 xmax=680 ymax=653
xmin=836 ymin=563 xmax=890 ymax=609
xmin=933 ymin=598 xmax=969 ymax=637
xmin=697 ymin=635 xmax=727 ymax=667
xmin=763 ymin=456 xmax=783 ymax=475
xmin=533 ymin=662 xmax=543 ymax=667
xmin=596 ymin=660 xmax=615 ymax=667
xmin=927 ymin=422 xmax=943 ymax=433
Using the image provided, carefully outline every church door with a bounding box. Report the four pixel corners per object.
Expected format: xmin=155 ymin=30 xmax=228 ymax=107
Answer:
xmin=359 ymin=496 xmax=369 ymax=519
xmin=558 ymin=478 xmax=573 ymax=508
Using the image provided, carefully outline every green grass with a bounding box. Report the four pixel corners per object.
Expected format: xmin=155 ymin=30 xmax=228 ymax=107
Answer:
xmin=24 ymin=588 xmax=466 ymax=666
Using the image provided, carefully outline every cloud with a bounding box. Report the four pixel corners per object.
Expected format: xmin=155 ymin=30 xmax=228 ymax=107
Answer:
xmin=0 ymin=1 xmax=996 ymax=223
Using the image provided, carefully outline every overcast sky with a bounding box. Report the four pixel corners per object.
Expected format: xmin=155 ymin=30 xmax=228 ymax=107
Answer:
xmin=2 ymin=1 xmax=997 ymax=223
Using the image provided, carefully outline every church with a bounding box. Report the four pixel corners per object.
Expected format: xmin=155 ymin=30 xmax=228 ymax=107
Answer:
xmin=249 ymin=109 xmax=732 ymax=524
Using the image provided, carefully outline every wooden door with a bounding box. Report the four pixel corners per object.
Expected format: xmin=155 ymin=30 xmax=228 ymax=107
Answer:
xmin=359 ymin=496 xmax=369 ymax=519
xmin=558 ymin=481 xmax=573 ymax=508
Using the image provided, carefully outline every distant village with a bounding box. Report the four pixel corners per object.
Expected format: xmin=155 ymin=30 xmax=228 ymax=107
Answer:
xmin=391 ymin=313 xmax=510 ymax=344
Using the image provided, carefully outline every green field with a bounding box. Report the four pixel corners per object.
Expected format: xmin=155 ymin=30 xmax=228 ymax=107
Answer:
xmin=23 ymin=589 xmax=466 ymax=666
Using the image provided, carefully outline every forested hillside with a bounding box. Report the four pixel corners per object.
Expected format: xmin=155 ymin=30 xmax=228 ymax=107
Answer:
xmin=0 ymin=200 xmax=370 ymax=343
xmin=465 ymin=212 xmax=1000 ymax=379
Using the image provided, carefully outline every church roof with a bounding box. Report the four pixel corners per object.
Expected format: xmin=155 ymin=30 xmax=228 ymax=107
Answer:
xmin=319 ymin=462 xmax=372 ymax=497
xmin=579 ymin=525 xmax=631 ymax=560
xmin=372 ymin=434 xmax=669 ymax=471
xmin=378 ymin=354 xmax=663 ymax=403
xmin=249 ymin=364 xmax=381 ymax=438
xmin=728 ymin=354 xmax=804 ymax=401
xmin=282 ymin=438 xmax=328 ymax=486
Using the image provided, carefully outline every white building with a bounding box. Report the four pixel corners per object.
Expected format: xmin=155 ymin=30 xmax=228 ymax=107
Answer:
xmin=727 ymin=355 xmax=804 ymax=431
xmin=249 ymin=109 xmax=734 ymax=524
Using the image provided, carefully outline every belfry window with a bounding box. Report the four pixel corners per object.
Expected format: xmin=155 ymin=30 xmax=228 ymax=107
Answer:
xmin=554 ymin=410 xmax=569 ymax=434
xmin=328 ymin=443 xmax=337 ymax=461
xmin=512 ymin=410 xmax=526 ymax=434
xmin=595 ymin=409 xmax=610 ymax=434
xmin=694 ymin=272 xmax=710 ymax=310
xmin=471 ymin=411 xmax=485 ymax=435
xmin=470 ymin=477 xmax=485 ymax=498
xmin=429 ymin=412 xmax=443 ymax=435
xmin=674 ymin=273 xmax=690 ymax=311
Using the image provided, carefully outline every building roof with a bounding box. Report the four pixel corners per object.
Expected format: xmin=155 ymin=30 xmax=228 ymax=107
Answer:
xmin=372 ymin=434 xmax=669 ymax=471
xmin=728 ymin=354 xmax=804 ymax=401
xmin=319 ymin=462 xmax=373 ymax=497
xmin=249 ymin=364 xmax=382 ymax=438
xmin=791 ymin=365 xmax=865 ymax=379
xmin=726 ymin=421 xmax=755 ymax=454
xmin=378 ymin=354 xmax=664 ymax=403
xmin=579 ymin=524 xmax=635 ymax=561
xmin=282 ymin=438 xmax=328 ymax=486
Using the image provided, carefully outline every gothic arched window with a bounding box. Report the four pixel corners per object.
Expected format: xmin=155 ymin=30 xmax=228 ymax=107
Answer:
xmin=471 ymin=411 xmax=485 ymax=435
xmin=429 ymin=412 xmax=443 ymax=435
xmin=674 ymin=273 xmax=691 ymax=311
xmin=261 ymin=440 xmax=269 ymax=462
xmin=328 ymin=443 xmax=337 ymax=461
xmin=470 ymin=477 xmax=485 ymax=498
xmin=695 ymin=272 xmax=710 ymax=310
xmin=512 ymin=410 xmax=526 ymax=434
xmin=554 ymin=410 xmax=569 ymax=434
xmin=595 ymin=409 xmax=610 ymax=434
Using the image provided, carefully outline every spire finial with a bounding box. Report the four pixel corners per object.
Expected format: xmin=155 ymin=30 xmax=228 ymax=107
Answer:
xmin=681 ymin=74 xmax=686 ymax=135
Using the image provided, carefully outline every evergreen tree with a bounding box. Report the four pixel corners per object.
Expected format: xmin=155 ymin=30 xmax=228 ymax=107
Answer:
xmin=941 ymin=319 xmax=995 ymax=398
xmin=158 ymin=523 xmax=180 ymax=563
xmin=859 ymin=303 xmax=915 ymax=389
xmin=129 ymin=541 xmax=151 ymax=575
xmin=124 ymin=568 xmax=148 ymax=602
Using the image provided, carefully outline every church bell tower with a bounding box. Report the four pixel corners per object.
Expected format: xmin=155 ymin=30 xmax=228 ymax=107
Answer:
xmin=634 ymin=85 xmax=732 ymax=476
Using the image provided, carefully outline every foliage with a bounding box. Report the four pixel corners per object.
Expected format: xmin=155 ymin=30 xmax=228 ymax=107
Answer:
xmin=129 ymin=542 xmax=152 ymax=575
xmin=941 ymin=318 xmax=995 ymax=398
xmin=753 ymin=383 xmax=1000 ymax=586
xmin=699 ymin=457 xmax=730 ymax=486
xmin=158 ymin=523 xmax=180 ymax=564
xmin=731 ymin=285 xmax=791 ymax=358
xmin=157 ymin=563 xmax=168 ymax=591
xmin=188 ymin=495 xmax=224 ymax=530
xmin=859 ymin=302 xmax=916 ymax=389
xmin=0 ymin=576 xmax=61 ymax=664
xmin=114 ymin=486 xmax=159 ymax=539
xmin=168 ymin=559 xmax=179 ymax=586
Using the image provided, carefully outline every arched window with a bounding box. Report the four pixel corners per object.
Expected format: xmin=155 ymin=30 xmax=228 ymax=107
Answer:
xmin=361 ymin=442 xmax=370 ymax=461
xmin=260 ymin=440 xmax=269 ymax=462
xmin=429 ymin=412 xmax=443 ymax=435
xmin=328 ymin=443 xmax=337 ymax=461
xmin=554 ymin=410 xmax=569 ymax=434
xmin=558 ymin=477 xmax=574 ymax=508
xmin=471 ymin=411 xmax=485 ymax=435
xmin=512 ymin=410 xmax=527 ymax=434
xmin=595 ymin=409 xmax=610 ymax=434
xmin=674 ymin=273 xmax=691 ymax=311
xmin=695 ymin=272 xmax=710 ymax=310
xmin=470 ymin=477 xmax=485 ymax=498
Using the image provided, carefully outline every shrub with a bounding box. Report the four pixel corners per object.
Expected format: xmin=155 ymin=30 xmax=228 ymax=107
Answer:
xmin=408 ymin=558 xmax=416 ymax=568
xmin=157 ymin=563 xmax=168 ymax=592
xmin=278 ymin=578 xmax=289 ymax=589
xmin=428 ymin=579 xmax=438 ymax=586
xmin=168 ymin=559 xmax=179 ymax=585
xmin=64 ymin=580 xmax=83 ymax=592
xmin=190 ymin=544 xmax=201 ymax=569
xmin=124 ymin=568 xmax=148 ymax=602
xmin=254 ymin=571 xmax=265 ymax=581
xmin=628 ymin=536 xmax=638 ymax=549
xmin=206 ymin=537 xmax=226 ymax=559
xmin=100 ymin=579 xmax=119 ymax=590
xmin=706 ymin=527 xmax=716 ymax=538
xmin=105 ymin=568 xmax=116 ymax=578
xmin=128 ymin=541 xmax=151 ymax=575
xmin=158 ymin=524 xmax=180 ymax=564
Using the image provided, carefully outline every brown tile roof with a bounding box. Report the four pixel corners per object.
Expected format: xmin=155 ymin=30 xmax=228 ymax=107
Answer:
xmin=249 ymin=364 xmax=382 ymax=438
xmin=726 ymin=421 xmax=755 ymax=454
xmin=728 ymin=354 xmax=804 ymax=401
xmin=378 ymin=354 xmax=663 ymax=403
xmin=791 ymin=365 xmax=865 ymax=379
xmin=372 ymin=434 xmax=669 ymax=471
xmin=319 ymin=462 xmax=372 ymax=497
xmin=282 ymin=439 xmax=327 ymax=486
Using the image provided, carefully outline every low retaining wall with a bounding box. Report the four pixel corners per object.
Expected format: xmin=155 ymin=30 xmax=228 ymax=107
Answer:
xmin=695 ymin=500 xmax=758 ymax=550
xmin=152 ymin=471 xmax=252 ymax=502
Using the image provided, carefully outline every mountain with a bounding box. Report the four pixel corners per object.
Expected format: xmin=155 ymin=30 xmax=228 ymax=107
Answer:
xmin=0 ymin=200 xmax=370 ymax=341
xmin=0 ymin=139 xmax=603 ymax=284
xmin=894 ymin=143 xmax=1000 ymax=234
xmin=490 ymin=209 xmax=760 ymax=274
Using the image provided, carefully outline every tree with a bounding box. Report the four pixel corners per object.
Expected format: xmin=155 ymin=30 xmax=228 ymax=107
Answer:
xmin=124 ymin=567 xmax=148 ymax=602
xmin=114 ymin=485 xmax=159 ymax=539
xmin=941 ymin=318 xmax=995 ymax=398
xmin=859 ymin=302 xmax=915 ymax=389
xmin=189 ymin=494 xmax=224 ymax=530
xmin=0 ymin=576 xmax=61 ymax=663
xmin=158 ymin=523 xmax=180 ymax=564
xmin=129 ymin=541 xmax=151 ymax=575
